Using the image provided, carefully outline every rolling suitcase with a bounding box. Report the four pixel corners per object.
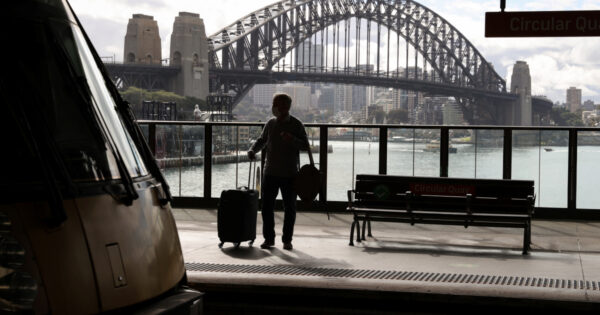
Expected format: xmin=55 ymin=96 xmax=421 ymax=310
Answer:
xmin=217 ymin=160 xmax=258 ymax=248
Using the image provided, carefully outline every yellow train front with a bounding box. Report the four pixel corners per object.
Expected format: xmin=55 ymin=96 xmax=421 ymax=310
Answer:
xmin=0 ymin=0 xmax=201 ymax=313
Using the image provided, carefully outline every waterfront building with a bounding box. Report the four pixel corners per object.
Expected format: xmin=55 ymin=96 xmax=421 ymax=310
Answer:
xmin=276 ymin=84 xmax=312 ymax=111
xmin=249 ymin=84 xmax=277 ymax=107
xmin=582 ymin=99 xmax=596 ymax=111
xmin=567 ymin=87 xmax=582 ymax=113
xmin=318 ymin=86 xmax=335 ymax=113
xmin=334 ymin=84 xmax=353 ymax=114
xmin=442 ymin=99 xmax=465 ymax=125
xmin=422 ymin=97 xmax=447 ymax=125
xmin=407 ymin=91 xmax=424 ymax=122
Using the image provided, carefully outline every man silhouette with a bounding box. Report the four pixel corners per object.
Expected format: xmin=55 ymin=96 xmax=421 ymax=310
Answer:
xmin=247 ymin=93 xmax=309 ymax=250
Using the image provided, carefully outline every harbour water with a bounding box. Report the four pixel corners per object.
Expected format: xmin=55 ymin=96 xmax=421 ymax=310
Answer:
xmin=162 ymin=140 xmax=600 ymax=210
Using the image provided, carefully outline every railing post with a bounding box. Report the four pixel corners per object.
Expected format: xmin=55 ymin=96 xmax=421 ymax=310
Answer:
xmin=440 ymin=127 xmax=449 ymax=177
xmin=319 ymin=126 xmax=328 ymax=204
xmin=567 ymin=129 xmax=578 ymax=211
xmin=503 ymin=128 xmax=512 ymax=179
xmin=204 ymin=124 xmax=212 ymax=199
xmin=379 ymin=126 xmax=387 ymax=175
xmin=149 ymin=123 xmax=156 ymax=155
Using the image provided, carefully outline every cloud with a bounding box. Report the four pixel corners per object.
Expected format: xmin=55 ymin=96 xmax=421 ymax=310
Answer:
xmin=75 ymin=14 xmax=126 ymax=61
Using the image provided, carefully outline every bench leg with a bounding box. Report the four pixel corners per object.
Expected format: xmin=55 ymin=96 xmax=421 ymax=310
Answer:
xmin=522 ymin=222 xmax=531 ymax=255
xmin=367 ymin=219 xmax=372 ymax=237
xmin=349 ymin=219 xmax=356 ymax=246
xmin=361 ymin=217 xmax=367 ymax=241
xmin=357 ymin=218 xmax=362 ymax=243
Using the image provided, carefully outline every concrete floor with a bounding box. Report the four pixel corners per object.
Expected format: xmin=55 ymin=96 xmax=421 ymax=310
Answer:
xmin=175 ymin=208 xmax=600 ymax=309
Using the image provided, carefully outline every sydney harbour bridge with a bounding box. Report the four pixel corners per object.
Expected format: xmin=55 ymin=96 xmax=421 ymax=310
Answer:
xmin=105 ymin=0 xmax=552 ymax=125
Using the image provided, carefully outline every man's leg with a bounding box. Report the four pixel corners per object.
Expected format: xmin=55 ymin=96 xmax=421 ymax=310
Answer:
xmin=261 ymin=175 xmax=279 ymax=245
xmin=280 ymin=177 xmax=297 ymax=245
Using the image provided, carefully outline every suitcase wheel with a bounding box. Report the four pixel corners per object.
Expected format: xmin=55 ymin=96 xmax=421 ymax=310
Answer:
xmin=248 ymin=240 xmax=254 ymax=246
xmin=233 ymin=242 xmax=241 ymax=248
xmin=218 ymin=242 xmax=224 ymax=248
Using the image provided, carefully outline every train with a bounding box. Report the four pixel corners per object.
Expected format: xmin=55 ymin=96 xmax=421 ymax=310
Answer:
xmin=0 ymin=0 xmax=202 ymax=313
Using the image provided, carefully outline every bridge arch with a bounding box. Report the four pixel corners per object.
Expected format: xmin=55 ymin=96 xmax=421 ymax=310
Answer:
xmin=208 ymin=0 xmax=508 ymax=122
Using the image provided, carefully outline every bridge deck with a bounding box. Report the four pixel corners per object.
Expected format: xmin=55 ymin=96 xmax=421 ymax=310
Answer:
xmin=175 ymin=208 xmax=600 ymax=313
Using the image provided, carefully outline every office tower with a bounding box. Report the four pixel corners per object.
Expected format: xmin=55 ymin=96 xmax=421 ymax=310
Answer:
xmin=567 ymin=87 xmax=582 ymax=113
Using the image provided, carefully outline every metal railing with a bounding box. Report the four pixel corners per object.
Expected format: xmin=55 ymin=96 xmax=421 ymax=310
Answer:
xmin=137 ymin=120 xmax=600 ymax=220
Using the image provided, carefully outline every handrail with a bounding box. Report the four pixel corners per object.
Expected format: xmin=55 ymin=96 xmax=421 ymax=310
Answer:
xmin=136 ymin=120 xmax=600 ymax=219
xmin=136 ymin=120 xmax=600 ymax=131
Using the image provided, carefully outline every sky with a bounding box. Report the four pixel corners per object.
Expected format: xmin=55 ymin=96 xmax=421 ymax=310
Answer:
xmin=69 ymin=0 xmax=600 ymax=104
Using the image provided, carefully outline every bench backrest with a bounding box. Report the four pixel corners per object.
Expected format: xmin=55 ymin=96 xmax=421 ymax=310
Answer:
xmin=354 ymin=174 xmax=534 ymax=214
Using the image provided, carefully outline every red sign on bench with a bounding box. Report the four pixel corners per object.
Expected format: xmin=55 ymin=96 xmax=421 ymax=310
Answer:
xmin=409 ymin=183 xmax=476 ymax=196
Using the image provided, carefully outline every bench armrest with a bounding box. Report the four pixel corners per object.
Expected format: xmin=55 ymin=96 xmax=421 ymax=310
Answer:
xmin=527 ymin=195 xmax=535 ymax=215
xmin=347 ymin=190 xmax=356 ymax=206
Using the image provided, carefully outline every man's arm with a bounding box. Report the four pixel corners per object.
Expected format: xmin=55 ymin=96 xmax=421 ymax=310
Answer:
xmin=291 ymin=121 xmax=310 ymax=151
xmin=249 ymin=121 xmax=269 ymax=154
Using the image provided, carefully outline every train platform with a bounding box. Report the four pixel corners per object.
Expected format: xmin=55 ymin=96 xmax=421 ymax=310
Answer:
xmin=174 ymin=208 xmax=600 ymax=313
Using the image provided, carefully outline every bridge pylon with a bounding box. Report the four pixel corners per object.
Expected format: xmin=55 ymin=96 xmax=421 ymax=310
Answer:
xmin=170 ymin=12 xmax=209 ymax=100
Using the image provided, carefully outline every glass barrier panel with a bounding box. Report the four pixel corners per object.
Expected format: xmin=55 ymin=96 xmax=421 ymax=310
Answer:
xmin=449 ymin=129 xmax=475 ymax=178
xmin=387 ymin=128 xmax=416 ymax=176
xmin=211 ymin=125 xmax=246 ymax=196
xmin=512 ymin=130 xmax=540 ymax=207
xmin=139 ymin=124 xmax=149 ymax=144
xmin=156 ymin=124 xmax=181 ymax=197
xmin=414 ymin=129 xmax=440 ymax=176
xmin=538 ymin=130 xmax=568 ymax=208
xmin=326 ymin=127 xmax=379 ymax=201
xmin=577 ymin=131 xmax=600 ymax=209
xmin=475 ymin=129 xmax=503 ymax=179
xmin=178 ymin=125 xmax=204 ymax=197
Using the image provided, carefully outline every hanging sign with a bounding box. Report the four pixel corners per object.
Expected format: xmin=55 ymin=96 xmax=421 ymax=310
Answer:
xmin=486 ymin=11 xmax=600 ymax=37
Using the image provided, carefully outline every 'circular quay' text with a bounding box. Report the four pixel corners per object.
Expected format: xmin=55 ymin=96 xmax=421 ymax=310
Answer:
xmin=510 ymin=16 xmax=600 ymax=33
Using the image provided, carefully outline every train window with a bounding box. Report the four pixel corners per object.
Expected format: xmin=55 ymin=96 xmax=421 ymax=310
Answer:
xmin=2 ymin=13 xmax=147 ymax=185
xmin=70 ymin=23 xmax=149 ymax=178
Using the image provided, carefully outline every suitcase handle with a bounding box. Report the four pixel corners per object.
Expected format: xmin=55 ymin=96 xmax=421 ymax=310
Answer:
xmin=248 ymin=159 xmax=256 ymax=190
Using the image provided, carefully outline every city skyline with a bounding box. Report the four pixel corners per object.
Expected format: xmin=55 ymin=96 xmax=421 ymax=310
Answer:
xmin=71 ymin=0 xmax=600 ymax=103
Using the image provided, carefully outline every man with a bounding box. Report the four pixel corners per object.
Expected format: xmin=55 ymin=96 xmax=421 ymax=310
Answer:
xmin=248 ymin=93 xmax=309 ymax=250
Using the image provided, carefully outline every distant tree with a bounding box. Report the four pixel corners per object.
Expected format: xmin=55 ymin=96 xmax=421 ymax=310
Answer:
xmin=549 ymin=107 xmax=583 ymax=126
xmin=386 ymin=109 xmax=409 ymax=124
xmin=119 ymin=86 xmax=206 ymax=120
xmin=367 ymin=110 xmax=386 ymax=124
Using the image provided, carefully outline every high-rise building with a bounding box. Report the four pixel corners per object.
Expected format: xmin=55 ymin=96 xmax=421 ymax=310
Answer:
xmin=567 ymin=87 xmax=582 ymax=113
xmin=250 ymin=84 xmax=277 ymax=107
xmin=334 ymin=85 xmax=353 ymax=113
xmin=295 ymin=43 xmax=323 ymax=71
xmin=350 ymin=65 xmax=374 ymax=113
xmin=276 ymin=84 xmax=312 ymax=111
xmin=124 ymin=14 xmax=161 ymax=65
xmin=318 ymin=87 xmax=335 ymax=113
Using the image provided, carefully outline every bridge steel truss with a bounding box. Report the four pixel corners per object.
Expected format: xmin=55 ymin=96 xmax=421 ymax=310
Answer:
xmin=105 ymin=63 xmax=180 ymax=91
xmin=208 ymin=0 xmax=511 ymax=123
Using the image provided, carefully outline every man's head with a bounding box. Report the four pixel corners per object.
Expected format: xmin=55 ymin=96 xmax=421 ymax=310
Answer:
xmin=272 ymin=93 xmax=292 ymax=119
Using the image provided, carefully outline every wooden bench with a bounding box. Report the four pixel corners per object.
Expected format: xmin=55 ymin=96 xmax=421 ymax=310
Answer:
xmin=347 ymin=175 xmax=535 ymax=254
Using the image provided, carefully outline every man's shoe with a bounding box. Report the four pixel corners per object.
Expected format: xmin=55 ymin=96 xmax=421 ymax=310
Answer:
xmin=260 ymin=240 xmax=274 ymax=249
xmin=283 ymin=242 xmax=293 ymax=250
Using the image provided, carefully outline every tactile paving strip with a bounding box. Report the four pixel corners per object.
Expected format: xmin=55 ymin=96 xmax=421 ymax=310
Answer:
xmin=186 ymin=262 xmax=599 ymax=291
